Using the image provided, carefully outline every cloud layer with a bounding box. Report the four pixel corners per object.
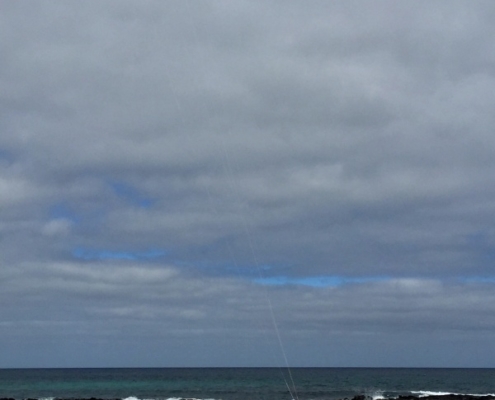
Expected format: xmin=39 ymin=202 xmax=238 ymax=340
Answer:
xmin=2 ymin=1 xmax=495 ymax=367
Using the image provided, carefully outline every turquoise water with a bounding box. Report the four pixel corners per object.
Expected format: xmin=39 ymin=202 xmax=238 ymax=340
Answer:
xmin=0 ymin=368 xmax=494 ymax=400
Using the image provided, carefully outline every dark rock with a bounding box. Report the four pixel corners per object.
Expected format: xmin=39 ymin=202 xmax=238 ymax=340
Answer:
xmin=351 ymin=395 xmax=372 ymax=400
xmin=344 ymin=395 xmax=495 ymax=400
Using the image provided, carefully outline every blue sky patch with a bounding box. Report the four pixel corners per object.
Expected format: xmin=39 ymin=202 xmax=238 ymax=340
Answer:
xmin=254 ymin=275 xmax=390 ymax=288
xmin=108 ymin=181 xmax=154 ymax=208
xmin=254 ymin=275 xmax=495 ymax=287
xmin=72 ymin=247 xmax=166 ymax=261
xmin=49 ymin=203 xmax=81 ymax=224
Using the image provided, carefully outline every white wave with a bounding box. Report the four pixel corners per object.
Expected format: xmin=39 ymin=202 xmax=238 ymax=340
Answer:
xmin=412 ymin=391 xmax=495 ymax=397
xmin=412 ymin=392 xmax=455 ymax=397
xmin=165 ymin=398 xmax=212 ymax=400
xmin=122 ymin=397 xmax=216 ymax=400
xmin=123 ymin=397 xmax=158 ymax=400
xmin=165 ymin=398 xmax=204 ymax=400
xmin=364 ymin=390 xmax=385 ymax=400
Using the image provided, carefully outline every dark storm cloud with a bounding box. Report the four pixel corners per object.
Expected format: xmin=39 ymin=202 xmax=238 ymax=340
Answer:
xmin=2 ymin=0 xmax=495 ymax=367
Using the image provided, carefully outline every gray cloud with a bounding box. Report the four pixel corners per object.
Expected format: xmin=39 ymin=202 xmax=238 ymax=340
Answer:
xmin=2 ymin=0 xmax=495 ymax=367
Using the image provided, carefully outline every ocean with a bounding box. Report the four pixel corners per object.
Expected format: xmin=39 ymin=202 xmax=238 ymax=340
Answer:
xmin=0 ymin=368 xmax=494 ymax=400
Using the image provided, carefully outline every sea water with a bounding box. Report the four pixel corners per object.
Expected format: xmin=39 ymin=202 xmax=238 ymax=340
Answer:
xmin=0 ymin=368 xmax=494 ymax=400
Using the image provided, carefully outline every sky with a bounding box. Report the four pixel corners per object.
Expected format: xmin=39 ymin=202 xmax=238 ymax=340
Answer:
xmin=2 ymin=0 xmax=495 ymax=368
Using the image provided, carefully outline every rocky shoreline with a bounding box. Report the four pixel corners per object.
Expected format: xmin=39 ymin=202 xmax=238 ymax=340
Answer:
xmin=394 ymin=396 xmax=495 ymax=400
xmin=2 ymin=396 xmax=495 ymax=400
xmin=347 ymin=396 xmax=495 ymax=400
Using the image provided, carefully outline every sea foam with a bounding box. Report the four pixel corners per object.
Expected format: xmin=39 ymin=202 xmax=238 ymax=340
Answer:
xmin=412 ymin=391 xmax=495 ymax=397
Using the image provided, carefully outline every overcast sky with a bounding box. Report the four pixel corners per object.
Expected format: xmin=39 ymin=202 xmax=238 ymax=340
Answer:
xmin=2 ymin=0 xmax=495 ymax=368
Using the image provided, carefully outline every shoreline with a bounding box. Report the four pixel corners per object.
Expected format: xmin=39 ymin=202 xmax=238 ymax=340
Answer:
xmin=349 ymin=396 xmax=495 ymax=400
xmin=2 ymin=396 xmax=495 ymax=400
